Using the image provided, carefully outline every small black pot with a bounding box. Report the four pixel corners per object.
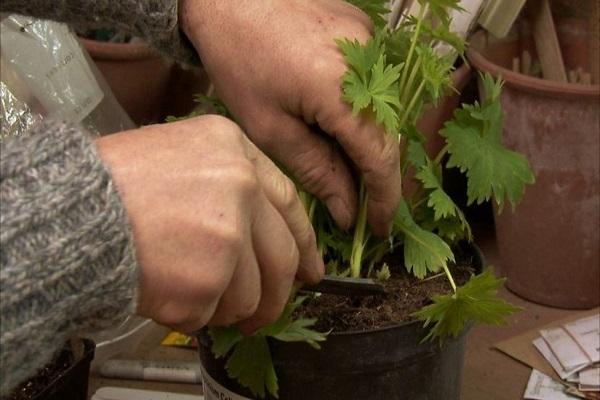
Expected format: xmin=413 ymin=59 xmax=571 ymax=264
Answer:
xmin=198 ymin=243 xmax=483 ymax=400
xmin=33 ymin=339 xmax=95 ymax=400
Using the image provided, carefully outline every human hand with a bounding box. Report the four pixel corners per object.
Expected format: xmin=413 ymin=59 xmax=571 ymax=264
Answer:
xmin=96 ymin=116 xmax=324 ymax=334
xmin=179 ymin=0 xmax=401 ymax=237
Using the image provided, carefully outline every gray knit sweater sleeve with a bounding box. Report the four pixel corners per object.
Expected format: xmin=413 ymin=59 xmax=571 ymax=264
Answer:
xmin=0 ymin=0 xmax=199 ymax=64
xmin=0 ymin=122 xmax=139 ymax=395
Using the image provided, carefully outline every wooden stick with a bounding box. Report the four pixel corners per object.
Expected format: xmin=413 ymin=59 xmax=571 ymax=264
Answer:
xmin=531 ymin=0 xmax=568 ymax=82
xmin=568 ymin=70 xmax=578 ymax=84
xmin=521 ymin=50 xmax=532 ymax=76
xmin=387 ymin=0 xmax=405 ymax=29
xmin=512 ymin=57 xmax=521 ymax=73
xmin=580 ymin=72 xmax=592 ymax=85
xmin=478 ymin=0 xmax=527 ymax=38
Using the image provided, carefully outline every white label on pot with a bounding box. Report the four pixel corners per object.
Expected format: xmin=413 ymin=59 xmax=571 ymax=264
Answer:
xmin=0 ymin=15 xmax=103 ymax=123
xmin=200 ymin=364 xmax=254 ymax=400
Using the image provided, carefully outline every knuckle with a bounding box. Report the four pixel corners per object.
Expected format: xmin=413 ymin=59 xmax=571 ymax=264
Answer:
xmin=284 ymin=244 xmax=300 ymax=278
xmin=204 ymin=114 xmax=244 ymax=138
xmin=279 ymin=176 xmax=300 ymax=212
xmin=229 ymin=161 xmax=259 ymax=196
xmin=236 ymin=293 xmax=261 ymax=321
xmin=212 ymin=225 xmax=244 ymax=255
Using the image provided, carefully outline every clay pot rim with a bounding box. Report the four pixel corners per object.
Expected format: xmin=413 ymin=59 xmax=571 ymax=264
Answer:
xmin=78 ymin=37 xmax=160 ymax=61
xmin=467 ymin=31 xmax=600 ymax=98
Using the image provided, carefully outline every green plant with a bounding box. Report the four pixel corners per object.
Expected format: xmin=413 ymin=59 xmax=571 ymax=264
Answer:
xmin=193 ymin=1 xmax=535 ymax=398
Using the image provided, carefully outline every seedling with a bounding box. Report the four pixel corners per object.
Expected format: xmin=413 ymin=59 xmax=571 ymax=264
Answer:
xmin=201 ymin=1 xmax=535 ymax=398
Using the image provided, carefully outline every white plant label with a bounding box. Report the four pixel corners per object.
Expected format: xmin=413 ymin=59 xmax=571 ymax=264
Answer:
xmin=532 ymin=337 xmax=588 ymax=380
xmin=200 ymin=364 xmax=254 ymax=400
xmin=523 ymin=370 xmax=579 ymax=400
xmin=540 ymin=327 xmax=591 ymax=370
xmin=564 ymin=315 xmax=600 ymax=363
xmin=1 ymin=15 xmax=103 ymax=123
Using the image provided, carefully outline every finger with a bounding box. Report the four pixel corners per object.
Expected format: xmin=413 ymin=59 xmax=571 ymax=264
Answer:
xmin=243 ymin=136 xmax=325 ymax=284
xmin=246 ymin=113 xmax=358 ymax=230
xmin=207 ymin=240 xmax=262 ymax=328
xmin=238 ymin=191 xmax=300 ymax=335
xmin=315 ymin=92 xmax=402 ymax=237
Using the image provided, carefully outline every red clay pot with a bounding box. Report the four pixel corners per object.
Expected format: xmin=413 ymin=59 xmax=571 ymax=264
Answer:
xmin=79 ymin=38 xmax=173 ymax=125
xmin=467 ymin=30 xmax=600 ymax=309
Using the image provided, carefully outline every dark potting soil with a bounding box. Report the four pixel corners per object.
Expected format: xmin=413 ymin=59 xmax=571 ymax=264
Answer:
xmin=297 ymin=246 xmax=476 ymax=333
xmin=2 ymin=350 xmax=73 ymax=400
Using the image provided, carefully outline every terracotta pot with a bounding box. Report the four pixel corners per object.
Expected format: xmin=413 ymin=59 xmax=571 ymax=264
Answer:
xmin=79 ymin=38 xmax=173 ymax=125
xmin=467 ymin=31 xmax=600 ymax=309
xmin=555 ymin=17 xmax=590 ymax=73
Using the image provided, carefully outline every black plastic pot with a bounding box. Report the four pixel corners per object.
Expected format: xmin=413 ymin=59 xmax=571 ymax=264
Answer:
xmin=198 ymin=244 xmax=483 ymax=400
xmin=32 ymin=339 xmax=95 ymax=400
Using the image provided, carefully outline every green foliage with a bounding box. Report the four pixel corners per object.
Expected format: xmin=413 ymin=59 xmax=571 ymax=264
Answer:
xmin=394 ymin=200 xmax=455 ymax=278
xmin=209 ymin=297 xmax=326 ymax=399
xmin=165 ymin=94 xmax=232 ymax=122
xmin=417 ymin=45 xmax=454 ymax=103
xmin=441 ymin=74 xmax=535 ymax=211
xmin=413 ymin=268 xmax=523 ymax=342
xmin=204 ymin=2 xmax=528 ymax=396
xmin=419 ymin=0 xmax=464 ymax=26
xmin=225 ymin=336 xmax=278 ymax=399
xmin=346 ymin=0 xmax=390 ymax=28
xmin=337 ymin=36 xmax=402 ymax=134
xmin=376 ymin=263 xmax=391 ymax=281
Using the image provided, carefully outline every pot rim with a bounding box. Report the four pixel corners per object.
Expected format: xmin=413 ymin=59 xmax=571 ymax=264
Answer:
xmin=78 ymin=37 xmax=160 ymax=61
xmin=466 ymin=30 xmax=600 ymax=98
xmin=324 ymin=240 xmax=485 ymax=338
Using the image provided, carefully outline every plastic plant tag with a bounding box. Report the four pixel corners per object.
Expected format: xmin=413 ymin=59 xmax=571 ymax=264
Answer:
xmin=0 ymin=15 xmax=103 ymax=123
xmin=564 ymin=315 xmax=600 ymax=363
xmin=92 ymin=387 xmax=204 ymax=400
xmin=540 ymin=327 xmax=592 ymax=370
xmin=200 ymin=364 xmax=254 ymax=400
xmin=532 ymin=337 xmax=589 ymax=380
xmin=524 ymin=370 xmax=579 ymax=400
xmin=579 ymin=367 xmax=600 ymax=392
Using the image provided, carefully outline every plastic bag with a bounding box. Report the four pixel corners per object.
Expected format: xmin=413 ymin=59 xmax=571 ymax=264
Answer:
xmin=0 ymin=15 xmax=134 ymax=139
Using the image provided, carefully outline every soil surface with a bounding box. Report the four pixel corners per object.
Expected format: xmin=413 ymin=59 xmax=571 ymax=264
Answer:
xmin=297 ymin=244 xmax=477 ymax=333
xmin=2 ymin=348 xmax=73 ymax=400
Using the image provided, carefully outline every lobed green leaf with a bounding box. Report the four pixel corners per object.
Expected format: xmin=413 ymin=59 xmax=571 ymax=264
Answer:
xmin=440 ymin=75 xmax=535 ymax=211
xmin=394 ymin=200 xmax=455 ymax=278
xmin=413 ymin=268 xmax=522 ymax=342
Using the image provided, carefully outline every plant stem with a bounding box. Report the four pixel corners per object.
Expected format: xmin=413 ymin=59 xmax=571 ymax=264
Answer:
xmin=399 ymin=81 xmax=426 ymax=128
xmin=401 ymin=56 xmax=422 ymax=106
xmin=433 ymin=144 xmax=449 ymax=166
xmin=398 ymin=3 xmax=429 ymax=95
xmin=350 ymin=180 xmax=368 ymax=278
xmin=442 ymin=264 xmax=457 ymax=292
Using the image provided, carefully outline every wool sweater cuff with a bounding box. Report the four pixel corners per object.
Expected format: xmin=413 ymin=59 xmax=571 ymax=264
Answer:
xmin=0 ymin=121 xmax=139 ymax=394
xmin=0 ymin=0 xmax=199 ymax=65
